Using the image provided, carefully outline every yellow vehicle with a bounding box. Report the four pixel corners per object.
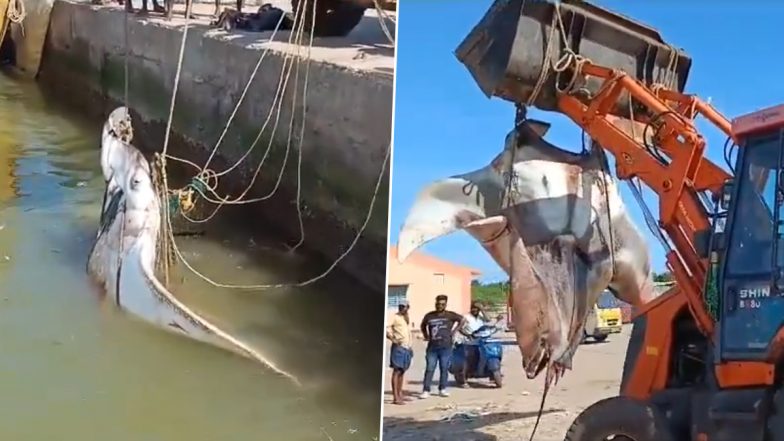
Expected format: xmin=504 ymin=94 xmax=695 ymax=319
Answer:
xmin=582 ymin=291 xmax=623 ymax=342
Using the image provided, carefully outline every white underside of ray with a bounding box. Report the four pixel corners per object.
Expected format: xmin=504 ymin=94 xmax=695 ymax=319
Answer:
xmin=87 ymin=107 xmax=297 ymax=384
xmin=398 ymin=154 xmax=625 ymax=263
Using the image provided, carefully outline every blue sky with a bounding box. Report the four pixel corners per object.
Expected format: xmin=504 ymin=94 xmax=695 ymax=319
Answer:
xmin=389 ymin=0 xmax=784 ymax=282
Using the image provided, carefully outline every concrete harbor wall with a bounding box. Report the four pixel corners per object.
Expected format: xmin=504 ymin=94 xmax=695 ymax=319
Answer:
xmin=38 ymin=0 xmax=394 ymax=291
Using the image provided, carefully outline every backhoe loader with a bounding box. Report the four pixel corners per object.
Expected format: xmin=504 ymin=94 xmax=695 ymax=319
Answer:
xmin=448 ymin=1 xmax=784 ymax=439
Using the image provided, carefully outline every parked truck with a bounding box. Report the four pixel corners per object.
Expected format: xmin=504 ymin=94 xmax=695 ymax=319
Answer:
xmin=583 ymin=291 xmax=623 ymax=343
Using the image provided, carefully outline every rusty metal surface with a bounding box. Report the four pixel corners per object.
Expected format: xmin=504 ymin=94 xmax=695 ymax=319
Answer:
xmin=455 ymin=0 xmax=692 ymax=116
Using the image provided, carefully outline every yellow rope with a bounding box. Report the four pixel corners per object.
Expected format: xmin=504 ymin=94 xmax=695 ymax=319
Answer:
xmin=152 ymin=154 xmax=175 ymax=285
xmin=160 ymin=0 xmax=194 ymax=161
xmin=526 ymin=2 xmax=591 ymax=107
xmin=172 ymin=0 xmax=310 ymax=224
xmin=373 ymin=0 xmax=395 ymax=45
xmin=165 ymin=142 xmax=390 ymax=290
xmin=7 ymin=0 xmax=25 ymax=38
xmin=199 ymin=11 xmax=289 ymax=172
xmin=162 ymin=3 xmax=309 ymax=223
xmin=551 ymin=2 xmax=591 ymax=95
xmin=525 ymin=4 xmax=558 ymax=107
xmin=168 ymin=0 xmax=310 ymax=219
xmin=651 ymin=45 xmax=680 ymax=93
xmin=7 ymin=0 xmax=25 ymax=23
xmin=157 ymin=0 xmax=387 ymax=290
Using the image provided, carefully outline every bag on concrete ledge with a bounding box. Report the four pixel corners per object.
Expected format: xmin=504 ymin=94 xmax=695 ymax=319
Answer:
xmin=212 ymin=3 xmax=292 ymax=32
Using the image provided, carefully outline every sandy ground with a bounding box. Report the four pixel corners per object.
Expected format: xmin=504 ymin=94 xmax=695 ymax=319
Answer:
xmin=382 ymin=326 xmax=632 ymax=441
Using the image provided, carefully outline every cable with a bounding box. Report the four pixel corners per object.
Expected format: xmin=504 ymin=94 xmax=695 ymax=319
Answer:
xmin=7 ymin=0 xmax=25 ymax=24
xmin=290 ymin=0 xmax=319 ymax=251
xmin=525 ymin=0 xmax=555 ymax=107
xmin=180 ymin=4 xmax=309 ymax=224
xmin=163 ymin=141 xmax=390 ymax=290
xmin=144 ymin=0 xmax=386 ymax=295
xmin=174 ymin=0 xmax=318 ymax=261
xmin=210 ymin=0 xmax=307 ymax=179
xmin=200 ymin=11 xmax=288 ymax=171
xmin=160 ymin=0 xmax=194 ymax=160
xmin=642 ymin=110 xmax=684 ymax=165
xmin=372 ymin=0 xmax=395 ymax=45
xmin=121 ymin=2 xmax=133 ymax=143
xmin=723 ymin=135 xmax=738 ymax=173
xmin=175 ymin=0 xmax=310 ymax=219
xmin=162 ymin=0 xmax=311 ymax=227
xmin=627 ymin=178 xmax=670 ymax=252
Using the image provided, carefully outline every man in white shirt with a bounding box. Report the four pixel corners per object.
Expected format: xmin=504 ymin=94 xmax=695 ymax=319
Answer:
xmin=457 ymin=302 xmax=488 ymax=387
xmin=460 ymin=302 xmax=488 ymax=343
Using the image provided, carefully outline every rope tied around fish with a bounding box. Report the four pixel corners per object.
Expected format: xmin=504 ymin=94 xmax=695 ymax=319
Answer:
xmin=114 ymin=0 xmax=391 ymax=291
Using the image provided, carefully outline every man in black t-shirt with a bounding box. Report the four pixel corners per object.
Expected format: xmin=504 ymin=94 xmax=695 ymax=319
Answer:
xmin=419 ymin=294 xmax=466 ymax=398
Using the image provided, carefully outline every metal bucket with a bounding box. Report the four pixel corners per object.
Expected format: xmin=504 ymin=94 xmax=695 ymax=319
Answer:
xmin=455 ymin=0 xmax=692 ymax=117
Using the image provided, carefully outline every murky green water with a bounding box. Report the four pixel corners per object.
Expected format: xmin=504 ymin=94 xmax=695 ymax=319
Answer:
xmin=0 ymin=73 xmax=383 ymax=441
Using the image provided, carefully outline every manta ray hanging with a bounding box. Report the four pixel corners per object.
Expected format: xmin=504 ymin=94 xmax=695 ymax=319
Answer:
xmin=397 ymin=119 xmax=655 ymax=379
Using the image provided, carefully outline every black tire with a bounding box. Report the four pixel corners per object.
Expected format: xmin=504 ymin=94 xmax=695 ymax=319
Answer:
xmin=593 ymin=333 xmax=608 ymax=343
xmin=564 ymin=396 xmax=674 ymax=441
xmin=492 ymin=370 xmax=503 ymax=388
xmin=292 ymin=0 xmax=367 ymax=37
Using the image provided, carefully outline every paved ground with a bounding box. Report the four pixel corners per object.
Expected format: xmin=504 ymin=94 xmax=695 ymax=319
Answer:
xmin=108 ymin=0 xmax=396 ymax=75
xmin=382 ymin=326 xmax=632 ymax=441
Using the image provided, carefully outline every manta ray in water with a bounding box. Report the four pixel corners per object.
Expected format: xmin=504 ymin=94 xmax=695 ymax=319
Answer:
xmin=398 ymin=119 xmax=655 ymax=380
xmin=87 ymin=107 xmax=295 ymax=382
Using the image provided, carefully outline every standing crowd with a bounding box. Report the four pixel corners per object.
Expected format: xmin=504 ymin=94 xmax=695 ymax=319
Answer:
xmin=386 ymin=295 xmax=495 ymax=405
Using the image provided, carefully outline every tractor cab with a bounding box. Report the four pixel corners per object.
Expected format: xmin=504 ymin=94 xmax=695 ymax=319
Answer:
xmin=711 ymin=104 xmax=784 ymax=362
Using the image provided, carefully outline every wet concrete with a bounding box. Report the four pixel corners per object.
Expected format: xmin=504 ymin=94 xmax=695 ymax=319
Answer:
xmin=38 ymin=0 xmax=395 ymax=291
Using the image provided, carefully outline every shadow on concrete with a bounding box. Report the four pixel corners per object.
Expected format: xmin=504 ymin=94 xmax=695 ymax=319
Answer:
xmin=383 ymin=409 xmax=564 ymax=441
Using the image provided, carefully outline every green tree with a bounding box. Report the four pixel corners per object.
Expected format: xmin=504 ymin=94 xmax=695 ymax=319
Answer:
xmin=653 ymin=271 xmax=673 ymax=283
xmin=471 ymin=281 xmax=509 ymax=307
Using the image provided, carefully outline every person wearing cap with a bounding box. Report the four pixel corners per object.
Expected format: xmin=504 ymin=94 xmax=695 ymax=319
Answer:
xmin=462 ymin=301 xmax=490 ymax=340
xmin=456 ymin=301 xmax=490 ymax=387
xmin=386 ymin=302 xmax=413 ymax=405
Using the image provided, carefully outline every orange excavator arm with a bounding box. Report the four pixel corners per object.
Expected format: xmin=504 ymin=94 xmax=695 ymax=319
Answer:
xmin=453 ymin=0 xmax=782 ymax=397
xmin=555 ymin=62 xmax=731 ymax=336
xmin=552 ymin=59 xmax=778 ymax=396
